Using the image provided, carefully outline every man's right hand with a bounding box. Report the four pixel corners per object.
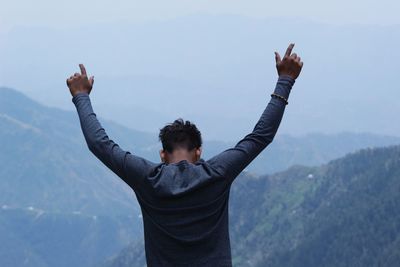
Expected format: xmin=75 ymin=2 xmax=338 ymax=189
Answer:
xmin=274 ymin=43 xmax=303 ymax=80
xmin=66 ymin=64 xmax=94 ymax=97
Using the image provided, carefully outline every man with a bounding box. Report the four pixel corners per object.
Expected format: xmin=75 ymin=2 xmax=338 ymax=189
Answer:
xmin=67 ymin=43 xmax=303 ymax=267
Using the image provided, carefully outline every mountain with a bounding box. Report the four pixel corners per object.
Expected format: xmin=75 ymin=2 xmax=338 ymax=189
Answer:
xmin=105 ymin=145 xmax=400 ymax=267
xmin=2 ymin=87 xmax=398 ymax=178
xmin=230 ymin=145 xmax=400 ymax=267
xmin=0 ymin=87 xmax=152 ymax=267
xmin=0 ymin=208 xmax=139 ymax=267
xmin=1 ymin=86 xmax=397 ymax=208
xmin=1 ymin=15 xmax=399 ymax=139
xmin=210 ymin=132 xmax=400 ymax=174
xmin=1 ymin=87 xmax=399 ymax=266
xmin=0 ymin=87 xmax=155 ymax=215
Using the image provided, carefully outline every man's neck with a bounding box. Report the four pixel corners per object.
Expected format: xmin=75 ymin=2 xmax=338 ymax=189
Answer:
xmin=167 ymin=149 xmax=196 ymax=164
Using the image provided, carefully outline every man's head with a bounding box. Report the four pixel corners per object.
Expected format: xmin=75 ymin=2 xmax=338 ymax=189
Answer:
xmin=159 ymin=119 xmax=202 ymax=164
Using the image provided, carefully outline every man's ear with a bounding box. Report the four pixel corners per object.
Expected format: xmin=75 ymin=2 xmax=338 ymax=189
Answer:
xmin=195 ymin=147 xmax=202 ymax=160
xmin=159 ymin=149 xmax=166 ymax=163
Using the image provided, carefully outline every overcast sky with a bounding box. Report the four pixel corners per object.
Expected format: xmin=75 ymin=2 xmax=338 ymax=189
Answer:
xmin=1 ymin=0 xmax=400 ymax=139
xmin=1 ymin=0 xmax=399 ymax=31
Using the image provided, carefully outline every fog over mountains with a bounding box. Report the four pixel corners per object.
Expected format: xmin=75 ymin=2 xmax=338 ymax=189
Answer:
xmin=1 ymin=15 xmax=399 ymax=140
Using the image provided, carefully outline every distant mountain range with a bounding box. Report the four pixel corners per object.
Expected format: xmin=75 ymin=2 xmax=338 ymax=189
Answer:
xmin=105 ymin=145 xmax=400 ymax=267
xmin=1 ymin=87 xmax=399 ymax=266
xmin=0 ymin=208 xmax=139 ymax=267
xmin=0 ymin=87 xmax=149 ymax=216
xmin=0 ymin=88 xmax=148 ymax=267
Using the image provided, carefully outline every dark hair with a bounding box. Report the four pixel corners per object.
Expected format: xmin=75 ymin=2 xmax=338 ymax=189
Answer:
xmin=159 ymin=118 xmax=202 ymax=153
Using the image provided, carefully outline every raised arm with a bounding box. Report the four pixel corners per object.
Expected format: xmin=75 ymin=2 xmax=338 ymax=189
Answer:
xmin=67 ymin=64 xmax=155 ymax=189
xmin=207 ymin=44 xmax=303 ymax=181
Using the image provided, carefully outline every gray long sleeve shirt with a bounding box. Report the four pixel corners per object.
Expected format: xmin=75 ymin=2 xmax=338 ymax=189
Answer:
xmin=72 ymin=76 xmax=295 ymax=267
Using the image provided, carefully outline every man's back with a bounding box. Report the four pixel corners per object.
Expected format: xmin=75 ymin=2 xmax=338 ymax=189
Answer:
xmin=136 ymin=160 xmax=232 ymax=266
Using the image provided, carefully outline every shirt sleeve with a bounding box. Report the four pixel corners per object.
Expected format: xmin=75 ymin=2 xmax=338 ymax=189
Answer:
xmin=206 ymin=76 xmax=295 ymax=181
xmin=72 ymin=93 xmax=156 ymax=190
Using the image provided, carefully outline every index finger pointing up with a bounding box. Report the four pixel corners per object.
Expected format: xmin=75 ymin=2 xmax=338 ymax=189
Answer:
xmin=79 ymin=64 xmax=87 ymax=75
xmin=285 ymin=43 xmax=295 ymax=57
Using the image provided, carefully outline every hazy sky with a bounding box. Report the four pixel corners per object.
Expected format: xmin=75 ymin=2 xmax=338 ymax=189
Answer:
xmin=1 ymin=0 xmax=399 ymax=31
xmin=1 ymin=0 xmax=400 ymax=140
